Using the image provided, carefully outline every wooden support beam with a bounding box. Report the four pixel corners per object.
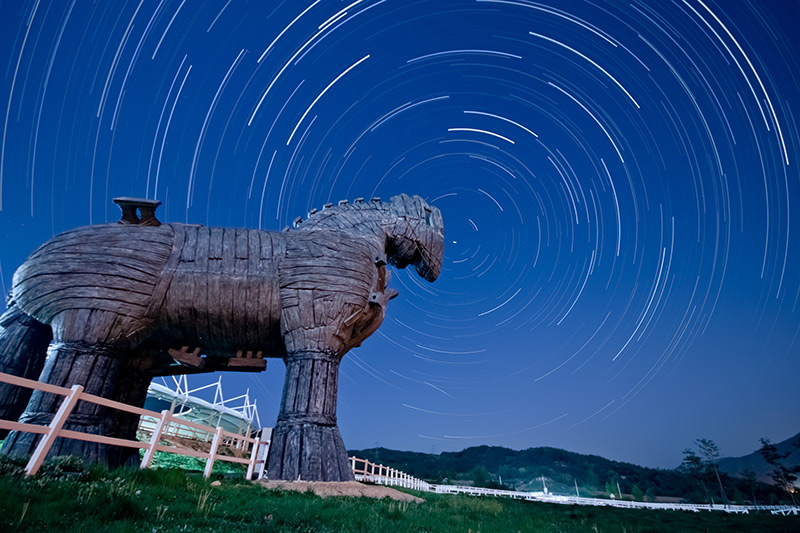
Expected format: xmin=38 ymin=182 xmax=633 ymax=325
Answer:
xmin=168 ymin=346 xmax=205 ymax=369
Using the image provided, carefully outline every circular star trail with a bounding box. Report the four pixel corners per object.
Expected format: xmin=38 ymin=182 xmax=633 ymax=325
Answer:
xmin=1 ymin=0 xmax=798 ymax=467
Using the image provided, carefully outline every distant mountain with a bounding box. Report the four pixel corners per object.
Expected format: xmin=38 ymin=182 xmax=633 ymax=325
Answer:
xmin=349 ymin=444 xmax=792 ymax=504
xmin=718 ymin=432 xmax=800 ymax=485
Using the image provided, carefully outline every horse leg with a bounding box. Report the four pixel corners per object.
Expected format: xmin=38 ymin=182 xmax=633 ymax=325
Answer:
xmin=1 ymin=310 xmax=134 ymax=464
xmin=266 ymin=349 xmax=354 ymax=481
xmin=103 ymin=347 xmax=162 ymax=467
xmin=0 ymin=300 xmax=52 ymax=438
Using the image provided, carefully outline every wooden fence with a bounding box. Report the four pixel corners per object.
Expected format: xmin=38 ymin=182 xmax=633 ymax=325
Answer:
xmin=349 ymin=456 xmax=431 ymax=491
xmin=0 ymin=371 xmax=268 ymax=479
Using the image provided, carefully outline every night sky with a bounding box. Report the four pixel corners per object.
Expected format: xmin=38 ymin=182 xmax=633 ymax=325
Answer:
xmin=1 ymin=0 xmax=798 ymax=469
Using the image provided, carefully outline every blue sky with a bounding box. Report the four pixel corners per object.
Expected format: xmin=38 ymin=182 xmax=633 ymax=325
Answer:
xmin=1 ymin=0 xmax=798 ymax=468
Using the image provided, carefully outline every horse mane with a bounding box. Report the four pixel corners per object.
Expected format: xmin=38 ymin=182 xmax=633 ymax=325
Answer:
xmin=287 ymin=197 xmax=388 ymax=231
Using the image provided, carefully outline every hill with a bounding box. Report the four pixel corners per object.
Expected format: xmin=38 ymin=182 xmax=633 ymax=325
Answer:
xmin=349 ymin=444 xmax=790 ymax=504
xmin=718 ymin=432 xmax=800 ymax=485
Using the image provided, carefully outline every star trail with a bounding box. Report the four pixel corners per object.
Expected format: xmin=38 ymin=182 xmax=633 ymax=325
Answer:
xmin=1 ymin=0 xmax=798 ymax=467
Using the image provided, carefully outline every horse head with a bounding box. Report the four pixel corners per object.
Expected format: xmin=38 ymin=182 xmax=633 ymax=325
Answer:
xmin=386 ymin=194 xmax=444 ymax=282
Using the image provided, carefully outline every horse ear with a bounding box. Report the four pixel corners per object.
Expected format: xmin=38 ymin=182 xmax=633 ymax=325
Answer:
xmin=390 ymin=193 xmax=416 ymax=215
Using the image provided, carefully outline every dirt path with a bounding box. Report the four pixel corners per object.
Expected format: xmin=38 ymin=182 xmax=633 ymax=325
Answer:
xmin=256 ymin=480 xmax=425 ymax=503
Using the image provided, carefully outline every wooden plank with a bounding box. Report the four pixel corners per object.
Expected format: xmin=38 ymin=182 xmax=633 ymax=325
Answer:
xmin=235 ymin=228 xmax=249 ymax=259
xmin=156 ymin=445 xmax=210 ymax=459
xmin=256 ymin=272 xmax=271 ymax=350
xmin=57 ymin=429 xmax=149 ymax=449
xmin=266 ymin=425 xmax=287 ymax=477
xmin=180 ymin=226 xmax=198 ymax=262
xmin=323 ymin=358 xmax=339 ymax=416
xmin=332 ymin=428 xmax=353 ymax=481
xmin=25 ymin=384 xmax=84 ymax=476
xmin=16 ymin=256 xmax=161 ymax=282
xmin=78 ymin=391 xmax=161 ymax=417
xmin=282 ymin=357 xmax=302 ymax=411
xmin=234 ymin=229 xmax=249 ymax=348
xmin=16 ymin=273 xmax=156 ymax=300
xmin=206 ymin=227 xmax=224 ymax=351
xmin=168 ymin=347 xmax=204 ymax=369
xmin=297 ymin=291 xmax=315 ymax=345
xmin=29 ymin=228 xmax=173 ymax=258
xmin=30 ymin=239 xmax=172 ymax=266
xmin=27 ymin=295 xmax=148 ymax=322
xmin=308 ymin=359 xmax=328 ymax=414
xmin=226 ymin=358 xmax=266 ymax=371
xmin=258 ymin=230 xmax=273 ymax=260
xmin=208 ymin=226 xmax=224 ymax=259
xmin=302 ymin=425 xmax=322 ymax=480
xmin=193 ymin=226 xmax=211 ymax=270
xmin=245 ymin=231 xmax=261 ymax=348
xmin=204 ymin=427 xmax=223 ymax=478
xmin=145 ymin=225 xmax=184 ymax=318
xmin=283 ymin=425 xmax=301 ymax=480
xmin=312 ymin=294 xmax=331 ymax=328
xmin=281 ymin=276 xmax=367 ymax=292
xmin=0 ymin=419 xmax=51 ymax=434
xmin=177 ymin=267 xmax=196 ymax=343
xmin=194 ymin=226 xmax=211 ymax=344
xmin=219 ymin=227 xmax=237 ymax=349
xmin=221 ymin=227 xmax=236 ymax=270
xmin=320 ymin=427 xmax=339 ymax=481
xmin=306 ymin=326 xmax=327 ymax=348
xmin=281 ymin=302 xmax=301 ymax=332
xmin=214 ymin=456 xmax=250 ymax=465
xmin=291 ymin=358 xmax=313 ymax=414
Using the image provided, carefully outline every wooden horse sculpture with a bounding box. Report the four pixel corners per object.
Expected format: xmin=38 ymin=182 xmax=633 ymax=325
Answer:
xmin=0 ymin=194 xmax=444 ymax=480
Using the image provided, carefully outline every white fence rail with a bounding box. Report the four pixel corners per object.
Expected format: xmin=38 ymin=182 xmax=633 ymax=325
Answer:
xmin=350 ymin=456 xmax=431 ymax=491
xmin=0 ymin=371 xmax=269 ymax=479
xmin=349 ymin=456 xmax=800 ymax=516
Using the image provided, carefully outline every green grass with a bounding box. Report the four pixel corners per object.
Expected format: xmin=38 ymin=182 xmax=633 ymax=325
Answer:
xmin=140 ymin=447 xmax=248 ymax=475
xmin=0 ymin=456 xmax=798 ymax=532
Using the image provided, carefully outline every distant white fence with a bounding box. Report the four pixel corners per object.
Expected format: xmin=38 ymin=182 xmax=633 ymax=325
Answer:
xmin=350 ymin=456 xmax=431 ymax=491
xmin=348 ymin=455 xmax=800 ymax=516
xmin=0 ymin=371 xmax=269 ymax=479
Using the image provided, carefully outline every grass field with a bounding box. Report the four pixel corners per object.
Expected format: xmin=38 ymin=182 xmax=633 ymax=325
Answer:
xmin=0 ymin=456 xmax=798 ymax=532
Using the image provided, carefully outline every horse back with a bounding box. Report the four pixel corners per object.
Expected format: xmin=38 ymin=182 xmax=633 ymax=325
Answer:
xmin=11 ymin=223 xmax=174 ymax=323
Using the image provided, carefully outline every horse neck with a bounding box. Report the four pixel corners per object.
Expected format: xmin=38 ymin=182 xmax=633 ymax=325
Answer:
xmin=293 ymin=202 xmax=392 ymax=241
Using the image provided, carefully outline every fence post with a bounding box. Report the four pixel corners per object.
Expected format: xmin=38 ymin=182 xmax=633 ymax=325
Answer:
xmin=204 ymin=426 xmax=223 ymax=478
xmin=245 ymin=436 xmax=261 ymax=480
xmin=141 ymin=410 xmax=171 ymax=469
xmin=25 ymin=384 xmax=84 ymax=476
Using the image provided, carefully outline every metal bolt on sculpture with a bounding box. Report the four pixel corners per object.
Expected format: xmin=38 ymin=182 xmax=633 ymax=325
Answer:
xmin=0 ymin=194 xmax=444 ymax=481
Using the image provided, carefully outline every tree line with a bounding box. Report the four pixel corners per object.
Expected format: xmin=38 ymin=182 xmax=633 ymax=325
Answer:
xmin=680 ymin=436 xmax=799 ymax=506
xmin=351 ymin=436 xmax=799 ymax=505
